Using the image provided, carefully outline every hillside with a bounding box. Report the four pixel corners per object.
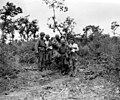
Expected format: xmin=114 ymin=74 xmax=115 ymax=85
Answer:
xmin=0 ymin=64 xmax=120 ymax=100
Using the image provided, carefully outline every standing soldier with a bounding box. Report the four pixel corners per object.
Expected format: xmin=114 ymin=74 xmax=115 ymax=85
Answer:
xmin=51 ymin=35 xmax=61 ymax=60
xmin=55 ymin=34 xmax=60 ymax=44
xmin=59 ymin=38 xmax=69 ymax=75
xmin=35 ymin=32 xmax=46 ymax=71
xmin=45 ymin=34 xmax=52 ymax=68
xmin=68 ymin=39 xmax=79 ymax=77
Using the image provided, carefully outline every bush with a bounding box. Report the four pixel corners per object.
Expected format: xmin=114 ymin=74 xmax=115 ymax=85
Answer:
xmin=77 ymin=33 xmax=120 ymax=81
xmin=18 ymin=40 xmax=37 ymax=64
xmin=0 ymin=43 xmax=18 ymax=78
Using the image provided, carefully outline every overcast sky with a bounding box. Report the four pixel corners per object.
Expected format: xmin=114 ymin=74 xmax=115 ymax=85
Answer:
xmin=1 ymin=0 xmax=120 ymax=38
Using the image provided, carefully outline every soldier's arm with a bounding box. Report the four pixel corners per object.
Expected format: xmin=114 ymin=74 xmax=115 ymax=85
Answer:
xmin=48 ymin=42 xmax=53 ymax=49
xmin=39 ymin=39 xmax=46 ymax=48
xmin=35 ymin=39 xmax=39 ymax=53
xmin=75 ymin=44 xmax=79 ymax=51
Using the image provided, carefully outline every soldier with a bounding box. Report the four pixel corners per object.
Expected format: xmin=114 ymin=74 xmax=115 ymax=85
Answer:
xmin=45 ymin=34 xmax=50 ymax=47
xmin=68 ymin=39 xmax=79 ymax=77
xmin=59 ymin=39 xmax=69 ymax=75
xmin=68 ymin=40 xmax=79 ymax=53
xmin=45 ymin=34 xmax=52 ymax=68
xmin=51 ymin=36 xmax=61 ymax=59
xmin=60 ymin=35 xmax=66 ymax=43
xmin=55 ymin=34 xmax=60 ymax=44
xmin=35 ymin=32 xmax=46 ymax=71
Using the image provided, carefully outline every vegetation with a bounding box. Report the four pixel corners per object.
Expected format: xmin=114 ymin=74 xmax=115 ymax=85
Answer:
xmin=0 ymin=1 xmax=120 ymax=99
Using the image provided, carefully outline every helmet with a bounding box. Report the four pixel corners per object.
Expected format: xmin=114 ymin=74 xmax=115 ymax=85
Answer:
xmin=70 ymin=39 xmax=74 ymax=43
xmin=45 ymin=34 xmax=50 ymax=38
xmin=40 ymin=32 xmax=45 ymax=36
xmin=61 ymin=35 xmax=65 ymax=38
xmin=55 ymin=34 xmax=59 ymax=39
xmin=61 ymin=38 xmax=65 ymax=44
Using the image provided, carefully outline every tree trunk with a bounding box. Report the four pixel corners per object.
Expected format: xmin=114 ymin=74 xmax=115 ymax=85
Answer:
xmin=52 ymin=6 xmax=62 ymax=36
xmin=1 ymin=15 xmax=7 ymax=44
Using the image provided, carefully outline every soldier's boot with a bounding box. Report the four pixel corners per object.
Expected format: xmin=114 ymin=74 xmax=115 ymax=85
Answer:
xmin=69 ymin=67 xmax=74 ymax=77
xmin=39 ymin=61 xmax=45 ymax=71
xmin=38 ymin=63 xmax=43 ymax=71
xmin=69 ymin=59 xmax=73 ymax=76
xmin=69 ymin=64 xmax=76 ymax=77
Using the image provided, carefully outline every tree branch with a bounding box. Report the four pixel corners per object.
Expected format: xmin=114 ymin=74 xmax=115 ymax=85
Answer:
xmin=52 ymin=6 xmax=62 ymax=36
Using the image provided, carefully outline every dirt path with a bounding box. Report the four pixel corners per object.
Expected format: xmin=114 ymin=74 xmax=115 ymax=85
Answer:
xmin=0 ymin=70 xmax=120 ymax=100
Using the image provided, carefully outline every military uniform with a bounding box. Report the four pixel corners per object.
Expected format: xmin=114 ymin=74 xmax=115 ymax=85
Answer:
xmin=68 ymin=40 xmax=79 ymax=76
xmin=59 ymin=39 xmax=69 ymax=74
xmin=51 ymin=37 xmax=61 ymax=59
xmin=35 ymin=32 xmax=46 ymax=71
xmin=45 ymin=34 xmax=52 ymax=68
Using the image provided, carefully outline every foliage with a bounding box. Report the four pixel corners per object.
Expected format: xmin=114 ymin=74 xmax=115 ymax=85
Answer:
xmin=43 ymin=0 xmax=120 ymax=80
xmin=43 ymin=0 xmax=68 ymax=35
xmin=1 ymin=1 xmax=120 ymax=94
xmin=43 ymin=0 xmax=68 ymax=12
xmin=0 ymin=43 xmax=18 ymax=78
xmin=77 ymin=26 xmax=120 ymax=81
xmin=15 ymin=16 xmax=39 ymax=41
xmin=111 ymin=21 xmax=120 ymax=35
xmin=18 ymin=40 xmax=37 ymax=64
xmin=0 ymin=2 xmax=22 ymax=43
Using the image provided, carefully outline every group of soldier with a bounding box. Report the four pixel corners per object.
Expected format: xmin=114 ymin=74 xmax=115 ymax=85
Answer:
xmin=35 ymin=32 xmax=79 ymax=76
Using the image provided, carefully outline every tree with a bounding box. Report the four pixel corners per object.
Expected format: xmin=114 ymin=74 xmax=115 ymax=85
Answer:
xmin=111 ymin=21 xmax=120 ymax=35
xmin=81 ymin=25 xmax=104 ymax=55
xmin=83 ymin=25 xmax=103 ymax=38
xmin=0 ymin=2 xmax=22 ymax=43
xmin=30 ymin=20 xmax=39 ymax=40
xmin=58 ymin=16 xmax=76 ymax=40
xmin=43 ymin=0 xmax=79 ymax=41
xmin=15 ymin=16 xmax=39 ymax=41
xmin=43 ymin=0 xmax=68 ymax=35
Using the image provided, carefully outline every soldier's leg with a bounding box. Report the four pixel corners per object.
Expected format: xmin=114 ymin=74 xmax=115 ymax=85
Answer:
xmin=45 ymin=50 xmax=52 ymax=70
xmin=46 ymin=50 xmax=51 ymax=69
xmin=38 ymin=53 xmax=41 ymax=70
xmin=41 ymin=51 xmax=45 ymax=70
xmin=70 ymin=52 xmax=78 ymax=77
xmin=44 ymin=51 xmax=47 ymax=70
xmin=69 ymin=59 xmax=73 ymax=76
xmin=69 ymin=52 xmax=75 ymax=77
xmin=45 ymin=50 xmax=48 ymax=62
xmin=63 ymin=55 xmax=69 ymax=75
xmin=37 ymin=54 xmax=40 ymax=69
xmin=61 ymin=55 xmax=67 ymax=75
xmin=68 ymin=52 xmax=72 ymax=74
xmin=47 ymin=50 xmax=52 ymax=68
xmin=38 ymin=52 xmax=43 ymax=71
xmin=49 ymin=50 xmax=52 ymax=61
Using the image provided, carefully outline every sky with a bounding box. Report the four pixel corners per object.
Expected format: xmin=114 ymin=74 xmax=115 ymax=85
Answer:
xmin=1 ymin=0 xmax=120 ymax=38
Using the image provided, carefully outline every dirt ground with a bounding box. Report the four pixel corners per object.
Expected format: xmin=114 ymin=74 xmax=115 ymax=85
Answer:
xmin=0 ymin=66 xmax=120 ymax=100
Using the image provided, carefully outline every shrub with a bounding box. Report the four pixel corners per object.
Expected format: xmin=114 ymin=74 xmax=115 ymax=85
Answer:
xmin=0 ymin=43 xmax=18 ymax=78
xmin=18 ymin=40 xmax=37 ymax=64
